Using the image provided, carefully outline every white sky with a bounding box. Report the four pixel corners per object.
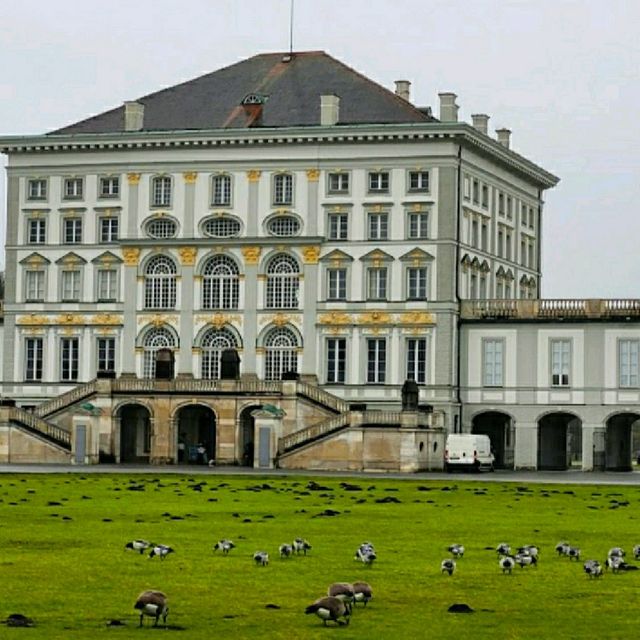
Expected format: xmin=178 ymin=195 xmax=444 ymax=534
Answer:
xmin=0 ymin=0 xmax=638 ymax=298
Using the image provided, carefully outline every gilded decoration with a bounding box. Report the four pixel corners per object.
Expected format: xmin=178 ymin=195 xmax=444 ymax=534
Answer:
xmin=56 ymin=314 xmax=85 ymax=325
xmin=178 ymin=247 xmax=198 ymax=266
xmin=398 ymin=312 xmax=436 ymax=325
xmin=122 ymin=247 xmax=141 ymax=266
xmin=196 ymin=314 xmax=241 ymax=329
xmin=183 ymin=172 xmax=198 ymax=184
xmin=306 ymin=169 xmax=320 ymax=182
xmin=357 ymin=311 xmax=391 ymax=325
xmin=17 ymin=314 xmax=47 ymax=325
xmin=127 ymin=173 xmax=141 ymax=185
xmin=318 ymin=312 xmax=352 ymax=325
xmin=241 ymin=246 xmax=261 ymax=265
xmin=96 ymin=328 xmax=116 ymax=336
xmin=138 ymin=314 xmax=176 ymax=327
xmin=271 ymin=313 xmax=291 ymax=327
xmin=24 ymin=328 xmax=44 ymax=336
xmin=25 ymin=255 xmax=45 ymax=266
xmin=246 ymin=170 xmax=262 ymax=182
xmin=302 ymin=246 xmax=320 ymax=264
xmin=330 ymin=205 xmax=345 ymax=213
xmin=92 ymin=314 xmax=122 ymax=325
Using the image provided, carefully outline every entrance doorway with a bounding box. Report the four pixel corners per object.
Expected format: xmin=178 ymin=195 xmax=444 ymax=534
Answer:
xmin=238 ymin=405 xmax=261 ymax=466
xmin=472 ymin=411 xmax=514 ymax=469
xmin=605 ymin=413 xmax=640 ymax=471
xmin=537 ymin=412 xmax=581 ymax=470
xmin=119 ymin=404 xmax=151 ymax=463
xmin=176 ymin=405 xmax=216 ymax=465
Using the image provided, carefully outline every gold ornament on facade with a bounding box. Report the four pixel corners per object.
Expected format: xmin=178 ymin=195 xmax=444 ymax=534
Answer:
xmin=183 ymin=171 xmax=198 ymax=184
xmin=178 ymin=247 xmax=197 ymax=266
xmin=56 ymin=314 xmax=85 ymax=325
xmin=246 ymin=170 xmax=262 ymax=182
xmin=318 ymin=312 xmax=352 ymax=325
xmin=358 ymin=311 xmax=391 ymax=325
xmin=127 ymin=173 xmax=141 ymax=185
xmin=330 ymin=205 xmax=345 ymax=213
xmin=17 ymin=314 xmax=48 ymax=325
xmin=412 ymin=203 xmax=424 ymax=212
xmin=96 ymin=328 xmax=116 ymax=336
xmin=92 ymin=314 xmax=122 ymax=326
xmin=276 ymin=208 xmax=290 ymax=216
xmin=122 ymin=247 xmax=141 ymax=266
xmin=25 ymin=328 xmax=44 ymax=336
xmin=241 ymin=246 xmax=261 ymax=265
xmin=25 ymin=255 xmax=45 ymax=266
xmin=138 ymin=314 xmax=175 ymax=327
xmin=302 ymin=246 xmax=320 ymax=264
xmin=271 ymin=313 xmax=291 ymax=327
xmin=306 ymin=168 xmax=320 ymax=182
xmin=196 ymin=313 xmax=241 ymax=329
xmin=398 ymin=312 xmax=436 ymax=325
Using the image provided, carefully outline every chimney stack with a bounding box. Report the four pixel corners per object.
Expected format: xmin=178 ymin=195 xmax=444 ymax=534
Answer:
xmin=124 ymin=101 xmax=144 ymax=132
xmin=496 ymin=128 xmax=512 ymax=149
xmin=438 ymin=92 xmax=459 ymax=122
xmin=320 ymin=94 xmax=340 ymax=126
xmin=471 ymin=114 xmax=490 ymax=135
xmin=394 ymin=80 xmax=411 ymax=102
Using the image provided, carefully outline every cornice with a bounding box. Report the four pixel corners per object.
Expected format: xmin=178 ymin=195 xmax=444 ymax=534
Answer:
xmin=0 ymin=122 xmax=559 ymax=189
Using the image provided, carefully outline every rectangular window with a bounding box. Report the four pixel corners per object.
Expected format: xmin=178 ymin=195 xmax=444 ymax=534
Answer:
xmin=27 ymin=179 xmax=47 ymax=200
xmin=152 ymin=176 xmax=172 ymax=207
xmin=97 ymin=337 xmax=116 ymax=374
xmin=498 ymin=193 xmax=505 ymax=215
xmin=63 ymin=177 xmax=84 ymax=199
xmin=328 ymin=172 xmax=349 ymax=194
xmin=60 ymin=337 xmax=79 ymax=382
xmin=470 ymin=273 xmax=478 ymax=298
xmin=472 ymin=179 xmax=479 ymax=204
xmin=463 ymin=176 xmax=470 ymax=200
xmin=273 ymin=173 xmax=293 ymax=205
xmin=97 ymin=268 xmax=117 ymax=301
xmin=497 ymin=229 xmax=504 ymax=258
xmin=28 ymin=219 xmax=46 ymax=244
xmin=471 ymin=219 xmax=479 ymax=248
xmin=368 ymin=212 xmax=389 ymax=240
xmin=99 ymin=217 xmax=119 ymax=243
xmin=61 ymin=270 xmax=81 ymax=301
xmin=481 ymin=221 xmax=488 ymax=250
xmin=367 ymin=267 xmax=387 ymax=300
xmin=619 ymin=339 xmax=639 ymax=388
xmin=483 ymin=338 xmax=504 ymax=387
xmin=505 ymin=231 xmax=512 ymax=260
xmin=24 ymin=338 xmax=43 ymax=381
xmin=326 ymin=338 xmax=346 ymax=384
xmin=63 ymin=218 xmax=83 ymax=244
xmin=408 ymin=170 xmax=429 ymax=192
xmin=99 ymin=176 xmax=120 ymax=198
xmin=479 ymin=273 xmax=487 ymax=298
xmin=528 ymin=241 xmax=535 ymax=269
xmin=496 ymin=279 xmax=504 ymax=299
xmin=521 ymin=239 xmax=527 ymax=267
xmin=327 ymin=268 xmax=347 ymax=300
xmin=327 ymin=213 xmax=348 ymax=240
xmin=551 ymin=339 xmax=571 ymax=386
xmin=368 ymin=171 xmax=389 ymax=193
xmin=408 ymin=212 xmax=429 ymax=239
xmin=212 ymin=174 xmax=232 ymax=206
xmin=481 ymin=184 xmax=489 ymax=209
xmin=25 ymin=270 xmax=45 ymax=301
xmin=367 ymin=338 xmax=386 ymax=384
xmin=407 ymin=267 xmax=428 ymax=300
xmin=507 ymin=196 xmax=513 ymax=219
xmin=406 ymin=338 xmax=427 ymax=384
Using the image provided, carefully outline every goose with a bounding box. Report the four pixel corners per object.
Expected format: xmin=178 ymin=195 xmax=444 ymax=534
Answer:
xmin=327 ymin=582 xmax=355 ymax=603
xmin=607 ymin=546 xmax=625 ymax=559
xmin=352 ymin=581 xmax=373 ymax=606
xmin=293 ymin=538 xmax=312 ymax=555
xmin=279 ymin=544 xmax=293 ymax=558
xmin=355 ymin=543 xmax=377 ymax=565
xmin=555 ymin=542 xmax=570 ymax=556
xmin=496 ymin=543 xmax=511 ymax=556
xmin=149 ymin=544 xmax=174 ymax=560
xmin=448 ymin=544 xmax=465 ymax=558
xmin=633 ymin=545 xmax=640 ymax=560
xmin=125 ymin=540 xmax=152 ymax=555
xmin=305 ymin=596 xmax=351 ymax=626
xmin=213 ymin=540 xmax=235 ymax=555
xmin=515 ymin=552 xmax=537 ymax=568
xmin=583 ymin=560 xmax=603 ymax=578
xmin=253 ymin=551 xmax=269 ymax=566
xmin=567 ymin=546 xmax=581 ymax=561
xmin=518 ymin=545 xmax=539 ymax=559
xmin=441 ymin=558 xmax=456 ymax=576
xmin=499 ymin=556 xmax=515 ymax=574
xmin=134 ymin=590 xmax=168 ymax=627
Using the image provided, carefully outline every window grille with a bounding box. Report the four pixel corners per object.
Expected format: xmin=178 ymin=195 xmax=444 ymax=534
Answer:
xmin=202 ymin=217 xmax=241 ymax=238
xmin=144 ymin=255 xmax=177 ymax=309
xmin=266 ymin=254 xmax=299 ymax=309
xmin=142 ymin=327 xmax=175 ymax=378
xmin=201 ymin=328 xmax=238 ymax=379
xmin=202 ymin=255 xmax=239 ymax=309
xmin=264 ymin=327 xmax=298 ymax=380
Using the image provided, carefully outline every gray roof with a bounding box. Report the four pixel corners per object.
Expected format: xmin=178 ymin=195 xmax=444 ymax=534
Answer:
xmin=51 ymin=51 xmax=434 ymax=135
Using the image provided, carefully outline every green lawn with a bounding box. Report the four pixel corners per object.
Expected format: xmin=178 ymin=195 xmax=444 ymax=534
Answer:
xmin=0 ymin=473 xmax=638 ymax=639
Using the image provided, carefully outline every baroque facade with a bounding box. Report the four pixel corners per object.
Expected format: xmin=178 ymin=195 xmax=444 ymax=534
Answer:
xmin=0 ymin=51 xmax=637 ymax=470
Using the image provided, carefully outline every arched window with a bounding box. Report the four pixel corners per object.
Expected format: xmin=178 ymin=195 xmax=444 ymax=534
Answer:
xmin=202 ymin=216 xmax=241 ymax=238
xmin=144 ymin=255 xmax=177 ymax=309
xmin=264 ymin=327 xmax=298 ymax=381
xmin=266 ymin=215 xmax=301 ymax=237
xmin=146 ymin=218 xmax=177 ymax=238
xmin=142 ymin=327 xmax=175 ymax=378
xmin=201 ymin=328 xmax=238 ymax=379
xmin=266 ymin=254 xmax=299 ymax=309
xmin=202 ymin=255 xmax=239 ymax=309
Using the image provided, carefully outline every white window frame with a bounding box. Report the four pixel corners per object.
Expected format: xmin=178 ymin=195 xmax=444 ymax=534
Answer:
xmin=327 ymin=267 xmax=347 ymax=301
xmin=326 ymin=337 xmax=346 ymax=384
xmin=201 ymin=328 xmax=238 ymax=379
xmin=202 ymin=255 xmax=240 ymax=310
xmin=550 ymin=339 xmax=571 ymax=387
xmin=27 ymin=178 xmax=47 ymax=201
xmin=211 ymin=174 xmax=232 ymax=206
xmin=27 ymin=218 xmax=46 ymax=244
xmin=146 ymin=217 xmax=177 ymax=239
xmin=327 ymin=172 xmax=349 ymax=194
xmin=368 ymin=212 xmax=389 ymax=240
xmin=407 ymin=211 xmax=429 ymax=239
xmin=63 ymin=177 xmax=84 ymax=200
xmin=151 ymin=176 xmax=173 ymax=207
xmin=60 ymin=337 xmax=80 ymax=382
xmin=368 ymin=171 xmax=389 ymax=193
xmin=406 ymin=337 xmax=427 ymax=384
xmin=97 ymin=268 xmax=118 ymax=301
xmin=367 ymin=267 xmax=388 ymax=301
xmin=99 ymin=217 xmax=119 ymax=243
xmin=366 ymin=338 xmax=386 ymax=384
xmin=144 ymin=255 xmax=177 ymax=309
xmin=408 ymin=170 xmax=429 ymax=192
xmin=406 ymin=266 xmax=428 ymax=300
xmin=99 ymin=176 xmax=120 ymax=198
xmin=264 ymin=327 xmax=298 ymax=381
xmin=97 ymin=337 xmax=116 ymax=373
xmin=25 ymin=269 xmax=45 ymax=301
xmin=61 ymin=269 xmax=81 ymax=302
xmin=273 ymin=173 xmax=293 ymax=206
xmin=483 ymin=338 xmax=504 ymax=387
xmin=202 ymin=216 xmax=241 ymax=238
xmin=327 ymin=212 xmax=348 ymax=240
xmin=142 ymin=328 xmax=175 ymax=379
xmin=265 ymin=254 xmax=299 ymax=309
xmin=24 ymin=337 xmax=44 ymax=381
xmin=63 ymin=218 xmax=83 ymax=244
xmin=619 ymin=339 xmax=639 ymax=388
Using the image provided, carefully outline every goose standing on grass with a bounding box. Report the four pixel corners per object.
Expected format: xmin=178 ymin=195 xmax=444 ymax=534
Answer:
xmin=134 ymin=590 xmax=168 ymax=627
xmin=555 ymin=542 xmax=570 ymax=557
xmin=305 ymin=596 xmax=351 ymax=626
xmin=583 ymin=560 xmax=603 ymax=578
xmin=279 ymin=544 xmax=293 ymax=558
xmin=253 ymin=551 xmax=269 ymax=566
xmin=352 ymin=581 xmax=373 ymax=606
xmin=213 ymin=540 xmax=235 ymax=555
xmin=441 ymin=559 xmax=456 ymax=576
xmin=607 ymin=546 xmax=625 ymax=559
xmin=149 ymin=544 xmax=174 ymax=560
xmin=496 ymin=543 xmax=511 ymax=556
xmin=518 ymin=545 xmax=539 ymax=560
xmin=355 ymin=543 xmax=377 ymax=565
xmin=499 ymin=556 xmax=515 ymax=574
xmin=515 ymin=552 xmax=537 ymax=568
xmin=293 ymin=538 xmax=312 ymax=555
xmin=328 ymin=582 xmax=355 ymax=603
xmin=448 ymin=544 xmax=465 ymax=558
xmin=633 ymin=545 xmax=640 ymax=560
xmin=567 ymin=546 xmax=581 ymax=561
xmin=125 ymin=540 xmax=152 ymax=555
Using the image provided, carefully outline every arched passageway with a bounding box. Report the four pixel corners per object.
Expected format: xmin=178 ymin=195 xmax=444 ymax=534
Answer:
xmin=605 ymin=413 xmax=640 ymax=471
xmin=472 ymin=411 xmax=514 ymax=469
xmin=537 ymin=413 xmax=582 ymax=470
xmin=238 ymin=405 xmax=262 ymax=467
xmin=119 ymin=404 xmax=151 ymax=463
xmin=176 ymin=405 xmax=216 ymax=465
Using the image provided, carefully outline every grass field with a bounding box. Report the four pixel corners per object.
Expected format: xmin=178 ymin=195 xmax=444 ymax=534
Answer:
xmin=0 ymin=473 xmax=638 ymax=639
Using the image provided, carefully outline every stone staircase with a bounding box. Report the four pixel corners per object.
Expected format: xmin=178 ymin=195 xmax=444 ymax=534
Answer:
xmin=8 ymin=406 xmax=72 ymax=451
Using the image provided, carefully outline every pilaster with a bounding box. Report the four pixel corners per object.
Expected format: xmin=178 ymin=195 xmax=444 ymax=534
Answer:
xmin=178 ymin=247 xmax=197 ymax=376
xmin=182 ymin=172 xmax=197 ymax=237
xmin=241 ymin=246 xmax=261 ymax=375
xmin=301 ymin=246 xmax=320 ymax=375
xmin=121 ymin=247 xmax=140 ymax=375
xmin=126 ymin=173 xmax=141 ymax=239
xmin=246 ymin=170 xmax=261 ymax=237
xmin=514 ymin=422 xmax=538 ymax=470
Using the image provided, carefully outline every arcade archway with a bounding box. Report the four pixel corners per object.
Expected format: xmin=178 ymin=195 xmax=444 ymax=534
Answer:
xmin=605 ymin=413 xmax=640 ymax=471
xmin=119 ymin=404 xmax=151 ymax=463
xmin=176 ymin=405 xmax=216 ymax=465
xmin=471 ymin=411 xmax=514 ymax=469
xmin=238 ymin=405 xmax=261 ymax=467
xmin=537 ymin=412 xmax=582 ymax=470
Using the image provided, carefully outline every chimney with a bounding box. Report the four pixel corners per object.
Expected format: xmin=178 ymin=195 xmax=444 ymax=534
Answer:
xmin=124 ymin=101 xmax=144 ymax=132
xmin=438 ymin=92 xmax=459 ymax=122
xmin=471 ymin=114 xmax=490 ymax=135
xmin=394 ymin=80 xmax=411 ymax=102
xmin=320 ymin=94 xmax=340 ymax=126
xmin=496 ymin=128 xmax=512 ymax=149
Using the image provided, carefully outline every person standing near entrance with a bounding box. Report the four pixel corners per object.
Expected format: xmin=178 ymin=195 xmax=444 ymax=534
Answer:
xmin=196 ymin=443 xmax=207 ymax=465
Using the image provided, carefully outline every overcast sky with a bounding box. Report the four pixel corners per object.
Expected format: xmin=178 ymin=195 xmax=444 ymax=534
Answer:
xmin=0 ymin=0 xmax=638 ymax=297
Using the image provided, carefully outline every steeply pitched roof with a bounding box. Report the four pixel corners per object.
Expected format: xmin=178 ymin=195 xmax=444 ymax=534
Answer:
xmin=51 ymin=51 xmax=434 ymax=135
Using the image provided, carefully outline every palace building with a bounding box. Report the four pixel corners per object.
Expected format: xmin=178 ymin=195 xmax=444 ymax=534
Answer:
xmin=0 ymin=51 xmax=638 ymax=471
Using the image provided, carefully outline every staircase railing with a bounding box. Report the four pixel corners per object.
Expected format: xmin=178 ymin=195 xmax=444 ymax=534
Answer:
xmin=34 ymin=380 xmax=98 ymax=418
xmin=295 ymin=381 xmax=349 ymax=413
xmin=278 ymin=413 xmax=350 ymax=453
xmin=9 ymin=407 xmax=71 ymax=450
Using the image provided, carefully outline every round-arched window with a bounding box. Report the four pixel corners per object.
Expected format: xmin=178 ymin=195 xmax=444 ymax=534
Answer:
xmin=266 ymin=215 xmax=301 ymax=237
xmin=202 ymin=217 xmax=241 ymax=238
xmin=146 ymin=218 xmax=178 ymax=239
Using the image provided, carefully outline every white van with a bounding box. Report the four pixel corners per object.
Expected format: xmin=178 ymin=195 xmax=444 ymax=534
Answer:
xmin=444 ymin=434 xmax=495 ymax=472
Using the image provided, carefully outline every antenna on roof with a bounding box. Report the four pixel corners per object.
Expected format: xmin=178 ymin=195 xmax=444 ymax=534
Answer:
xmin=284 ymin=0 xmax=294 ymax=60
